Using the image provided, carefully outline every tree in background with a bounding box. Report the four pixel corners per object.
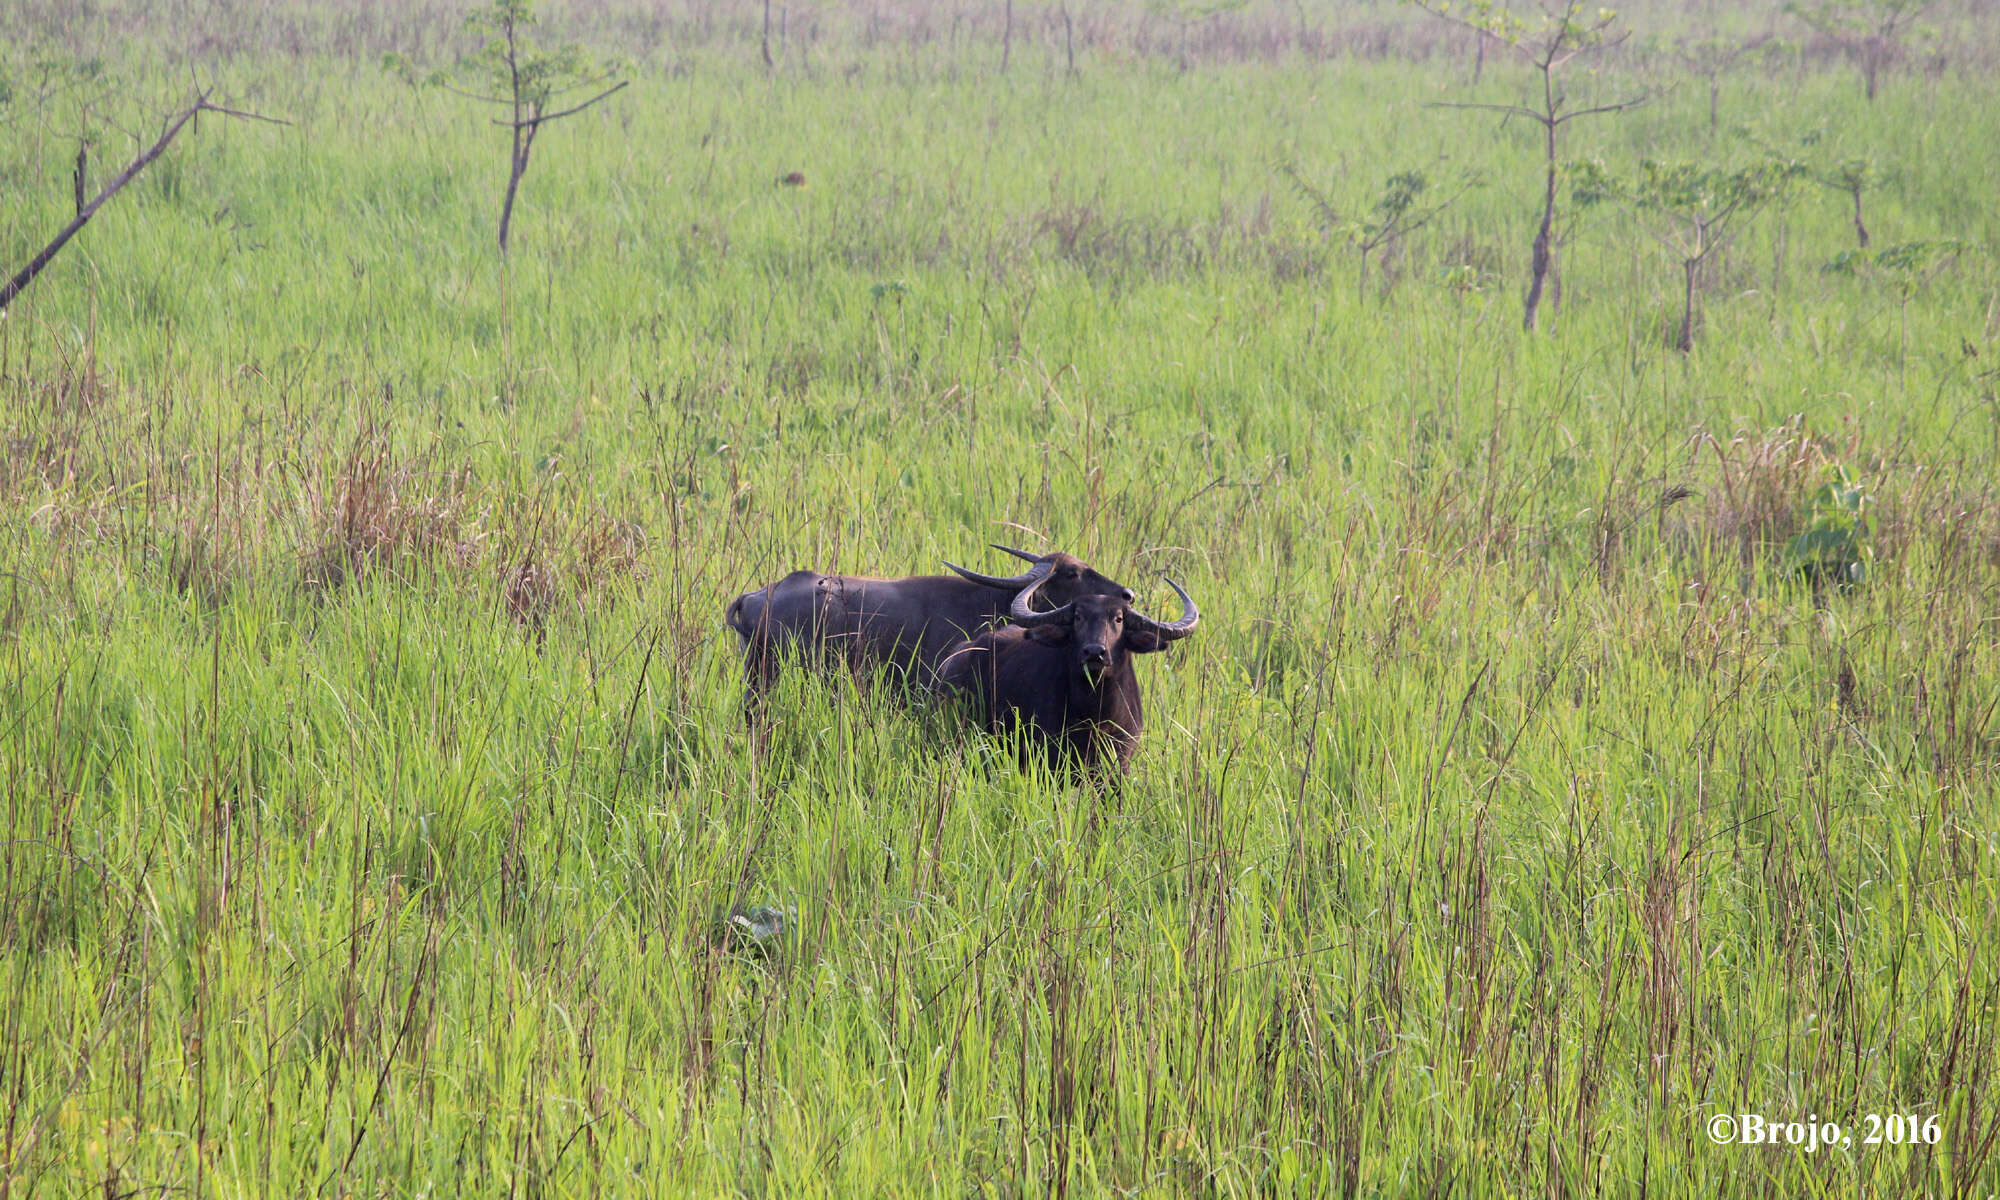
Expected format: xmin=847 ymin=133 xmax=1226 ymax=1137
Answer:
xmin=1149 ymin=0 xmax=1251 ymax=72
xmin=1825 ymin=238 xmax=1970 ymax=389
xmin=1674 ymin=32 xmax=1773 ymax=137
xmin=1818 ymin=157 xmax=1878 ymax=248
xmin=1575 ymin=157 xmax=1803 ymax=353
xmin=1408 ymin=0 xmax=1645 ymax=333
xmin=446 ymin=0 xmax=627 ymax=253
xmin=1283 ymin=164 xmax=1480 ymax=296
xmin=1785 ymin=0 xmax=1928 ymax=101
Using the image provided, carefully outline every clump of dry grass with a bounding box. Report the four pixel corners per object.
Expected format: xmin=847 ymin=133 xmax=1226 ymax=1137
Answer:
xmin=1871 ymin=474 xmax=2000 ymax=575
xmin=0 ymin=349 xmax=115 ymax=497
xmin=1 ymin=372 xmax=651 ymax=639
xmin=300 ymin=423 xmax=482 ymax=594
xmin=295 ymin=425 xmax=650 ymax=638
xmin=497 ymin=507 xmax=649 ymax=641
xmin=1670 ymin=421 xmax=2000 ymax=582
xmin=500 ymin=553 xmax=559 ymax=641
xmin=167 ymin=523 xmax=234 ymax=609
xmin=1674 ymin=422 xmax=1848 ymax=563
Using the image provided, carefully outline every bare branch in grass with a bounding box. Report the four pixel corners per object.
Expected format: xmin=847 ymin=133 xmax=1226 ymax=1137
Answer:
xmin=0 ymin=91 xmax=289 ymax=313
xmin=489 ymin=79 xmax=628 ymax=131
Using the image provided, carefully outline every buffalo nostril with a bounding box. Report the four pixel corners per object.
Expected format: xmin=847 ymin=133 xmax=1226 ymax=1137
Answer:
xmin=1082 ymin=645 xmax=1109 ymax=664
xmin=1120 ymin=588 xmax=1136 ymax=603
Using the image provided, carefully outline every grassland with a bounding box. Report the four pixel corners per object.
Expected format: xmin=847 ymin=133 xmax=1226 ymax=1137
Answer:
xmin=3 ymin=1 xmax=2000 ymax=1195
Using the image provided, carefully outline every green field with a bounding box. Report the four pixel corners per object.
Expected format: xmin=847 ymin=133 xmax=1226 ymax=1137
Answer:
xmin=3 ymin=1 xmax=1999 ymax=1194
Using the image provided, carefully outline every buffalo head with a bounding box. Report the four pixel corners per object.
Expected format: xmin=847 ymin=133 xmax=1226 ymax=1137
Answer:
xmin=942 ymin=544 xmax=1135 ymax=612
xmin=1007 ymin=572 xmax=1199 ymax=686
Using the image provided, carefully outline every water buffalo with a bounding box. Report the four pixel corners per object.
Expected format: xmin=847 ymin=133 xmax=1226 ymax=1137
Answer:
xmin=936 ymin=572 xmax=1198 ymax=777
xmin=725 ymin=545 xmax=1134 ymax=697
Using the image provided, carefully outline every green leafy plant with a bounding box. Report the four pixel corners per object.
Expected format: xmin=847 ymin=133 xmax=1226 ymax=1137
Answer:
xmin=1824 ymin=238 xmax=1970 ymax=388
xmin=1784 ymin=465 xmax=1874 ymax=587
xmin=1283 ymin=164 xmax=1479 ymax=294
xmin=1575 ymin=156 xmax=1803 ymax=352
xmin=1868 ymin=237 xmax=1969 ymax=285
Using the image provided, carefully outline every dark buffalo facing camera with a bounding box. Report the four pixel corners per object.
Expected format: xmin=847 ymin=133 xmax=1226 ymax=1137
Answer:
xmin=937 ymin=567 xmax=1198 ymax=778
xmin=725 ymin=545 xmax=1134 ymax=699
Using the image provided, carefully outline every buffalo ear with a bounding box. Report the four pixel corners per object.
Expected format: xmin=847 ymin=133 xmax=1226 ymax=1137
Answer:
xmin=1026 ymin=624 xmax=1072 ymax=646
xmin=1125 ymin=629 xmax=1169 ymax=654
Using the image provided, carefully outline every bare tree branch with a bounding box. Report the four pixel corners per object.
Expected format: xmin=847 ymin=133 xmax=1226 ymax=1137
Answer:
xmin=493 ymin=80 xmax=629 ymax=130
xmin=1 ymin=93 xmax=286 ymax=312
xmin=1427 ymin=99 xmax=1549 ymax=124
xmin=1385 ymin=177 xmax=1482 ymax=242
xmin=545 ymin=70 xmax=622 ymax=99
xmin=437 ymin=81 xmax=512 ymax=105
xmin=1552 ymin=95 xmax=1649 ymax=125
xmin=199 ymin=101 xmax=292 ymax=126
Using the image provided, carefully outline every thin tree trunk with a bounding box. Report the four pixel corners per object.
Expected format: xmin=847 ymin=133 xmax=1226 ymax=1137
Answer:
xmin=1678 ymin=258 xmax=1697 ymax=353
xmin=762 ymin=0 xmax=774 ymax=69
xmin=1001 ymin=0 xmax=1014 ymax=73
xmin=1061 ymin=4 xmax=1076 ymax=75
xmin=498 ymin=126 xmax=535 ymax=254
xmin=72 ymin=142 xmax=87 ymax=216
xmin=1851 ymin=189 xmax=1870 ymax=248
xmin=1523 ymin=118 xmax=1557 ymax=333
xmin=1772 ymin=218 xmax=1787 ymax=303
xmin=497 ymin=17 xmax=528 ymax=254
xmin=1898 ymin=297 xmax=1909 ymax=395
xmin=498 ymin=148 xmax=525 ymax=253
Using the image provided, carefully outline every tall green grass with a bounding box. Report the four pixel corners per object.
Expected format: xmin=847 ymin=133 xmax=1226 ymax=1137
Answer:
xmin=3 ymin=4 xmax=1999 ymax=1195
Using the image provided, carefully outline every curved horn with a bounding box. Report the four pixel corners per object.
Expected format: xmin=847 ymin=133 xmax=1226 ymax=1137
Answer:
xmin=989 ymin=543 xmax=1046 ymax=565
xmin=1008 ymin=567 xmax=1074 ymax=628
xmin=1126 ymin=578 xmax=1199 ymax=641
xmin=944 ymin=558 xmax=1045 ymax=591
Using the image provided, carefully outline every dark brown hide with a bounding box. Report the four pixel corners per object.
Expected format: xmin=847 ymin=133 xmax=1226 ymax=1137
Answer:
xmin=936 ymin=582 xmax=1197 ymax=778
xmin=725 ymin=550 xmax=1132 ymax=696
